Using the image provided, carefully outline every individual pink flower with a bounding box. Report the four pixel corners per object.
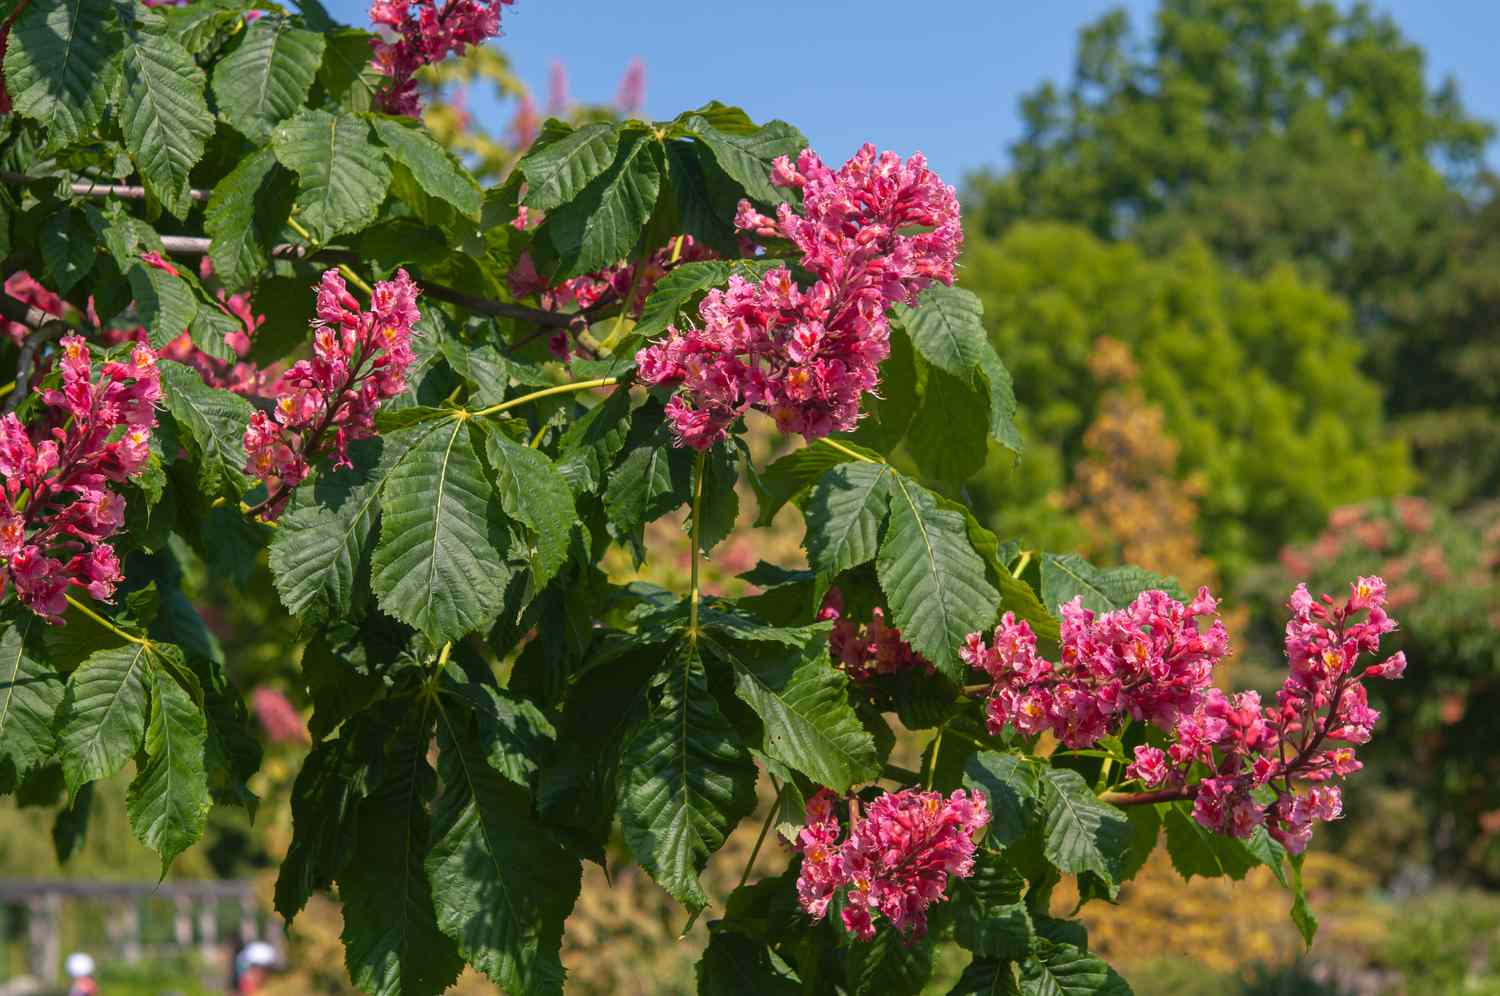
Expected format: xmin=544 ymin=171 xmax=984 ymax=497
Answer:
xmin=637 ymin=145 xmax=962 ymax=449
xmin=369 ymin=0 xmax=515 ymax=116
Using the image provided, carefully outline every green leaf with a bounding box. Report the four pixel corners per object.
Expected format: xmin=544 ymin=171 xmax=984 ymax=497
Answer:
xmin=1161 ymin=805 xmax=1258 ymax=882
xmin=484 ymin=431 xmax=575 ymax=595
xmin=877 ymin=475 xmax=999 ymax=679
xmin=1038 ymin=767 xmax=1130 ymax=891
xmin=318 ymin=29 xmax=383 ymax=113
xmin=119 ymin=33 xmax=214 ymax=218
xmin=908 ymin=364 xmax=990 ymax=484
xmin=554 ymin=388 xmax=632 ymax=495
xmin=697 ymin=443 xmax=740 ymax=554
xmin=632 ymin=258 xmax=782 ymax=341
xmin=188 ymin=302 xmax=244 ymax=363
xmin=681 ymin=115 xmax=807 ymax=205
xmin=1288 ymin=852 xmax=1317 ymax=948
xmin=159 ymin=0 xmax=246 ymax=56
xmin=275 ymin=733 xmax=376 ymax=921
xmin=519 ymin=121 xmax=619 ymax=214
xmin=372 ymin=116 xmax=483 ymax=221
xmin=803 ymin=463 xmax=892 ymax=577
xmin=903 ymin=285 xmax=989 ymax=380
xmin=845 ymin=924 xmax=934 ymax=996
xmin=1038 ymin=554 xmax=1184 ymax=614
xmin=0 ymin=615 xmax=64 ymax=790
xmin=697 ymin=931 xmax=800 ymax=996
xmin=955 ymin=851 xmax=1032 ymax=960
xmin=1019 ymin=941 xmax=1132 ymax=996
xmin=950 ymin=959 xmax=1020 ymax=996
xmin=272 ymin=108 xmax=392 ymax=243
xmin=204 ymin=147 xmax=296 ymax=291
xmin=5 ymin=0 xmax=120 ymax=149
xmin=602 ymin=417 xmax=691 ymax=559
xmin=542 ymin=128 xmax=662 ymax=278
xmin=212 ymin=16 xmax=325 ymax=143
xmin=269 ymin=438 xmax=393 ymax=625
xmin=964 ymin=752 xmax=1041 ymax=847
xmin=40 ymin=206 xmax=96 ymax=295
xmin=56 ymin=643 xmax=151 ymax=793
xmin=157 ymin=360 xmax=253 ymax=497
xmin=370 ymin=418 xmax=511 ymax=645
xmin=128 ymin=262 xmax=198 ymax=348
xmin=126 ymin=668 xmax=209 ymax=871
xmin=426 ymin=702 xmax=581 ymax=996
xmin=618 ymin=640 xmax=757 ymax=912
xmin=340 ymin=722 xmax=464 ymax=996
xmin=710 ymin=630 xmax=879 ymax=794
xmin=752 ymin=440 xmax=869 ymax=527
xmin=978 ymin=346 xmax=1023 ymax=455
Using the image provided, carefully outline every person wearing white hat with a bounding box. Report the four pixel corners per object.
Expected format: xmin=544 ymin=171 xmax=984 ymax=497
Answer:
xmin=235 ymin=940 xmax=277 ymax=994
xmin=65 ymin=952 xmax=97 ymax=996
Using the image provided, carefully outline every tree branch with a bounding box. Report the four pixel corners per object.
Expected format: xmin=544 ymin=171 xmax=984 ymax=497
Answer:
xmin=1098 ymin=785 xmax=1197 ymax=807
xmin=0 ymin=172 xmax=209 ymax=203
xmin=0 ymin=291 xmax=64 ymax=332
xmin=3 ymin=321 xmax=70 ymax=414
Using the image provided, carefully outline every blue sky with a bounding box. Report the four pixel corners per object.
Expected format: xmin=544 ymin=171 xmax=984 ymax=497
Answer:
xmin=320 ymin=0 xmax=1500 ymax=185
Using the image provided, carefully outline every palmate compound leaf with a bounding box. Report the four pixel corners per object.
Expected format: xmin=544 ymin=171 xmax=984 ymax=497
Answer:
xmin=802 ymin=462 xmax=892 ymax=577
xmin=877 ymin=474 xmax=1000 ymax=679
xmin=212 ymin=15 xmax=325 ymax=144
xmin=119 ymin=31 xmax=214 ymax=219
xmin=370 ymin=417 xmax=512 ymax=646
xmin=56 ymin=643 xmax=152 ymax=795
xmin=5 ymin=0 xmax=121 ymax=149
xmin=618 ymin=639 xmax=758 ymax=912
xmin=0 ymin=614 xmax=64 ymax=791
xmin=705 ymin=628 xmax=879 ymax=794
xmin=126 ymin=664 xmax=209 ymax=872
xmin=426 ymin=699 xmax=581 ymax=996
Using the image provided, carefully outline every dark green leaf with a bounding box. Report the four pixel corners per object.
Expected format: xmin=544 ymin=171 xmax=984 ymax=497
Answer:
xmin=803 ymin=463 xmax=892 ymax=577
xmin=845 ymin=924 xmax=933 ymax=996
xmin=5 ymin=0 xmax=120 ymax=148
xmin=212 ymin=16 xmax=325 ymax=143
xmin=484 ymin=430 xmax=575 ymax=595
xmin=964 ymin=752 xmax=1041 ymax=847
xmin=126 ymin=668 xmax=209 ymax=871
xmin=275 ymin=732 xmax=377 ymax=921
xmin=681 ymin=115 xmax=806 ymax=205
xmin=909 ymin=364 xmax=991 ymax=483
xmin=157 ymin=360 xmax=253 ymax=497
xmin=950 ymin=959 xmax=1020 ymax=996
xmin=40 ymin=206 xmax=96 ymax=294
xmin=56 ymin=643 xmax=151 ymax=793
xmin=0 ymin=615 xmax=64 ymax=790
xmin=120 ymin=32 xmax=213 ymax=218
xmin=204 ymin=147 xmax=296 ymax=291
xmin=318 ymin=28 xmax=383 ymax=112
xmin=697 ymin=931 xmax=800 ymax=996
xmin=373 ymin=115 xmax=483 ymax=221
xmin=632 ymin=258 xmax=782 ymax=341
xmin=1038 ymin=768 xmax=1130 ymax=891
xmin=903 ymin=284 xmax=988 ymax=379
xmin=1019 ymin=941 xmax=1132 ymax=996
xmin=955 ymin=850 xmax=1032 ymax=959
xmin=128 ymin=262 xmax=198 ymax=348
xmin=272 ymin=108 xmax=391 ymax=242
xmin=519 ymin=121 xmax=619 ymax=214
xmin=542 ymin=128 xmax=662 ymax=278
xmin=1038 ymin=554 xmax=1184 ymax=615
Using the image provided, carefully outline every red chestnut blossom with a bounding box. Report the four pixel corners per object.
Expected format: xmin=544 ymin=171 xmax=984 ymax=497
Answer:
xmin=793 ymin=786 xmax=988 ymax=941
xmin=961 ymin=587 xmax=1228 ymax=748
xmin=251 ymin=687 xmax=310 ymax=744
xmin=243 ymin=269 xmax=420 ymax=519
xmin=636 ymin=144 xmax=962 ymax=449
xmin=0 ymin=336 xmax=160 ymax=621
xmin=615 ymin=58 xmax=645 ymax=115
xmin=818 ymin=587 xmax=933 ymax=682
xmin=368 ymin=0 xmax=515 ymax=116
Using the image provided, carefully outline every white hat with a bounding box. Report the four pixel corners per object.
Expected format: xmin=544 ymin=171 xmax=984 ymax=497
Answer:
xmin=65 ymin=952 xmax=95 ymax=978
xmin=243 ymin=941 xmax=277 ymax=968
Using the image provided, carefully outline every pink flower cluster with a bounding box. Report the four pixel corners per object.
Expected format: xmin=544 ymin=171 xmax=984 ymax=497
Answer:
xmin=818 ymin=587 xmax=933 ymax=682
xmin=793 ymin=787 xmax=988 ymax=941
xmin=1126 ymin=578 xmax=1405 ymax=853
xmin=368 ymin=0 xmax=515 ymax=116
xmin=251 ymin=687 xmax=309 ymax=745
xmin=962 ymin=588 xmax=1228 ymax=749
xmin=0 ymin=336 xmax=160 ymax=620
xmin=243 ymin=269 xmax=420 ymax=519
xmin=636 ymin=144 xmax=962 ymax=449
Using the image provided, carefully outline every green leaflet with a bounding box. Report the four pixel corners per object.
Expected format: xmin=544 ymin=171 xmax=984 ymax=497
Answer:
xmin=602 ymin=415 xmax=692 ymax=562
xmin=518 ymin=121 xmax=620 ymax=214
xmin=274 ymin=732 xmax=378 ymax=922
xmin=618 ymin=640 xmax=757 ymax=912
xmin=5 ymin=0 xmax=121 ymax=149
xmin=157 ymin=360 xmax=254 ymax=498
xmin=319 ymin=29 xmax=384 ymax=113
xmin=696 ymin=931 xmax=801 ymax=996
xmin=128 ymin=262 xmax=198 ymax=348
xmin=272 ymin=108 xmax=392 ymax=243
xmin=954 ymin=850 xmax=1033 ymax=960
xmin=426 ymin=702 xmax=580 ymax=996
xmin=40 ymin=206 xmax=97 ymax=295
xmin=119 ymin=32 xmax=213 ymax=219
xmin=1019 ymin=941 xmax=1133 ymax=996
xmin=903 ymin=284 xmax=989 ymax=379
xmin=707 ymin=630 xmax=879 ymax=794
xmin=908 ymin=364 xmax=991 ymax=484
xmin=126 ymin=667 xmax=209 ymax=872
xmin=540 ymin=128 xmax=662 ymax=279
xmin=802 ymin=462 xmax=892 ymax=577
xmin=752 ymin=440 xmax=871 ymax=527
xmin=0 ymin=615 xmax=64 ymax=791
xmin=877 ymin=475 xmax=999 ymax=679
xmin=203 ymin=147 xmax=296 ymax=292
xmin=484 ymin=430 xmax=575 ymax=596
xmin=678 ymin=114 xmax=807 ymax=205
xmin=213 ymin=16 xmax=325 ymax=143
xmin=372 ymin=116 xmax=483 ymax=221
xmin=56 ymin=643 xmax=152 ymax=794
xmin=845 ymin=923 xmax=935 ymax=996
xmin=1038 ymin=767 xmax=1130 ymax=892
xmin=949 ymin=959 xmax=1021 ymax=996
xmin=1038 ymin=553 xmax=1185 ymax=614
xmin=370 ymin=418 xmax=512 ymax=645
xmin=964 ymin=752 xmax=1042 ymax=847
xmin=632 ymin=259 xmax=783 ymax=341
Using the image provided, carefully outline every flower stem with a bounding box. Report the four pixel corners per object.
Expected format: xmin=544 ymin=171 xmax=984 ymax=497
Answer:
xmin=735 ymin=781 xmax=782 ymax=894
xmin=64 ymin=594 xmax=148 ymax=647
xmin=470 ymin=378 xmax=618 ymax=419
xmin=285 ymin=217 xmax=375 ymax=297
xmin=925 ymin=727 xmax=944 ymax=791
xmin=688 ymin=449 xmax=706 ymax=640
xmin=1011 ymin=549 xmax=1032 ymax=578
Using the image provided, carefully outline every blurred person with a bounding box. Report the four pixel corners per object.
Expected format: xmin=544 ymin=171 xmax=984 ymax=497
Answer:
xmin=65 ymin=952 xmax=97 ymax=995
xmin=235 ymin=940 xmax=277 ymax=994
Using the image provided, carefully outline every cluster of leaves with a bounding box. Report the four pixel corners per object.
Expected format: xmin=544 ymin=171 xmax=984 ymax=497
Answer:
xmin=0 ymin=1 xmax=1327 ymax=993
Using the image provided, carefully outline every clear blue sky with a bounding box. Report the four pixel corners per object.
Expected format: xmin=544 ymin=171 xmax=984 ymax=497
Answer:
xmin=320 ymin=0 xmax=1500 ymax=185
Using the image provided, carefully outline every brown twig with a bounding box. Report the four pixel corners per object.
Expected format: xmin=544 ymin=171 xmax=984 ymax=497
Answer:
xmin=3 ymin=321 xmax=70 ymax=414
xmin=0 ymin=172 xmax=209 ymax=203
xmin=1098 ymin=785 xmax=1197 ymax=807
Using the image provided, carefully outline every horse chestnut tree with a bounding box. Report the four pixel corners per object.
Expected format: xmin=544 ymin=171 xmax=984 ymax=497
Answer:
xmin=0 ymin=0 xmax=1404 ymax=992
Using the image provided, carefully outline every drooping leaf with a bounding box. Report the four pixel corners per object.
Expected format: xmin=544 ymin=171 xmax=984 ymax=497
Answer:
xmin=803 ymin=463 xmax=892 ymax=578
xmin=272 ymin=108 xmax=392 ymax=243
xmin=696 ymin=443 xmax=740 ymax=554
xmin=372 ymin=116 xmax=483 ymax=221
xmin=602 ymin=417 xmax=691 ymax=560
xmin=56 ymin=643 xmax=151 ymax=793
xmin=157 ymin=360 xmax=254 ymax=497
xmin=964 ymin=752 xmax=1042 ymax=847
xmin=426 ymin=703 xmax=581 ymax=996
xmin=1161 ymin=805 xmax=1259 ymax=882
xmin=903 ymin=284 xmax=989 ymax=380
xmin=877 ymin=475 xmax=999 ymax=679
xmin=370 ymin=418 xmax=511 ymax=645
xmin=541 ymin=128 xmax=662 ymax=278
xmin=618 ymin=640 xmax=758 ymax=912
xmin=5 ymin=0 xmax=121 ymax=149
xmin=908 ymin=364 xmax=991 ymax=484
xmin=274 ymin=732 xmax=378 ymax=922
xmin=119 ymin=33 xmax=214 ymax=218
xmin=204 ymin=147 xmax=296 ymax=291
xmin=1037 ymin=767 xmax=1130 ymax=891
xmin=212 ymin=16 xmax=325 ymax=143
xmin=484 ymin=431 xmax=575 ymax=595
xmin=680 ymin=115 xmax=807 ymax=205
xmin=126 ymin=668 xmax=209 ymax=872
xmin=955 ymin=850 xmax=1032 ymax=960
xmin=1038 ymin=553 xmax=1184 ymax=615
xmin=519 ymin=122 xmax=620 ymax=214
xmin=1019 ymin=941 xmax=1132 ymax=996
xmin=0 ymin=615 xmax=64 ymax=791
xmin=40 ymin=206 xmax=96 ymax=295
xmin=1289 ymin=852 xmax=1318 ymax=948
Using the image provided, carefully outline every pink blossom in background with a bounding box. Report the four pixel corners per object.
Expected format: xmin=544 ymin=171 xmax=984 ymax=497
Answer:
xmin=508 ymin=92 xmax=539 ymax=148
xmin=637 ymin=145 xmax=962 ymax=449
xmin=252 ymin=687 xmax=309 ymax=744
xmin=243 ymin=269 xmax=421 ymax=519
xmin=368 ymin=0 xmax=515 ymax=116
xmin=615 ymin=57 xmax=645 ymax=115
xmin=0 ymin=336 xmax=161 ymax=620
xmin=545 ymin=59 xmax=569 ymax=115
xmin=793 ymin=787 xmax=988 ymax=941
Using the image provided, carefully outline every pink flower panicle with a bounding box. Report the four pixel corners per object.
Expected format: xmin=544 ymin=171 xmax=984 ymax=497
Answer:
xmin=368 ymin=0 xmax=515 ymax=116
xmin=636 ymin=144 xmax=962 ymax=450
xmin=961 ymin=587 xmax=1228 ymax=748
xmin=818 ymin=587 xmax=933 ymax=682
xmin=794 ymin=787 xmax=989 ymax=941
xmin=251 ymin=687 xmax=310 ymax=744
xmin=243 ymin=269 xmax=420 ymax=519
xmin=615 ymin=58 xmax=645 ymax=115
xmin=0 ymin=335 xmax=161 ymax=621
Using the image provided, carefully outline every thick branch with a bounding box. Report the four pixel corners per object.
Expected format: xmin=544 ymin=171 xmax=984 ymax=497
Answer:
xmin=0 ymin=292 xmax=63 ymax=332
